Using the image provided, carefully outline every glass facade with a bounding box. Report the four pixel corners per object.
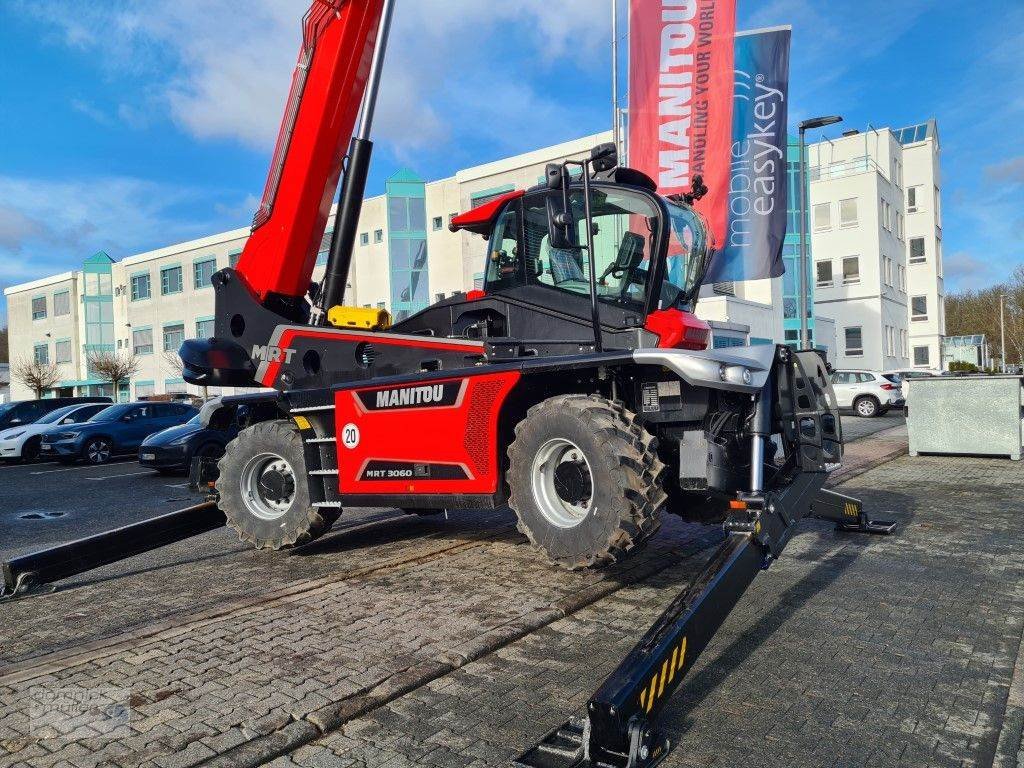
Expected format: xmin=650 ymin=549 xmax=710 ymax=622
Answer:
xmin=83 ymin=251 xmax=115 ymax=356
xmin=385 ymin=169 xmax=429 ymax=321
xmin=781 ymin=137 xmax=819 ymax=351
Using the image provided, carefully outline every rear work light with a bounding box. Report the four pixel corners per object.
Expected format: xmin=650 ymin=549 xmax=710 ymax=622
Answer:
xmin=880 ymin=383 xmax=897 ymax=390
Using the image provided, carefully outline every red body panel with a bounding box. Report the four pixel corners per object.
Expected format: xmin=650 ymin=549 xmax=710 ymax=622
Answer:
xmin=449 ymin=190 xmax=524 ymax=236
xmin=258 ymin=328 xmax=484 ymax=387
xmin=333 ymin=371 xmax=520 ymax=495
xmin=236 ymin=0 xmax=385 ymax=301
xmin=645 ymin=309 xmax=710 ymax=351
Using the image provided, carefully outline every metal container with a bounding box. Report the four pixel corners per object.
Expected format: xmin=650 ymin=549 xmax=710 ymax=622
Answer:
xmin=907 ymin=375 xmax=1024 ymax=460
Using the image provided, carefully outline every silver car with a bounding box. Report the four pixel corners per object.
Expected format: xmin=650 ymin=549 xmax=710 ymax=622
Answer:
xmin=830 ymin=369 xmax=904 ymax=417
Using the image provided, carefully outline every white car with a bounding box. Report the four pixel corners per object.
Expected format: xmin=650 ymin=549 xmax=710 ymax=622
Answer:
xmin=830 ymin=369 xmax=904 ymax=418
xmin=0 ymin=402 xmax=111 ymax=461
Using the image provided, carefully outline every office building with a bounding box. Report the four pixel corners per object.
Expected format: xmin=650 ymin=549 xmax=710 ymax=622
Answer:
xmin=805 ymin=119 xmax=945 ymax=371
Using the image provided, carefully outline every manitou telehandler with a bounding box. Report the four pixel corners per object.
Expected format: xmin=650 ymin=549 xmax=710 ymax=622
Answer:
xmin=180 ymin=2 xmax=894 ymax=766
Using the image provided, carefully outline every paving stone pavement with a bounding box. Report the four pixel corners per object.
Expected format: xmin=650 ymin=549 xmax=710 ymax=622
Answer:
xmin=7 ymin=426 xmax=1024 ymax=768
xmin=272 ymin=453 xmax=1024 ymax=768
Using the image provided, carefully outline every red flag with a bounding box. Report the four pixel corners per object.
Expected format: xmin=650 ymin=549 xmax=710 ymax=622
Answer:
xmin=628 ymin=0 xmax=737 ymax=247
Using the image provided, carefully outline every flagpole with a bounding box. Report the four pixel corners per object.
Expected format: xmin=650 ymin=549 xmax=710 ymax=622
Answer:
xmin=612 ymin=0 xmax=620 ymax=155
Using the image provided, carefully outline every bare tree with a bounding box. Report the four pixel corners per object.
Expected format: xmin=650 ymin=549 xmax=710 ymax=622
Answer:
xmin=163 ymin=350 xmax=184 ymax=378
xmin=12 ymin=356 xmax=62 ymax=399
xmin=87 ymin=351 xmax=140 ymax=399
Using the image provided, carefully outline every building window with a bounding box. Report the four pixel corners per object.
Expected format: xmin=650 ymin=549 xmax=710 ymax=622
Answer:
xmin=34 ymin=343 xmax=49 ymax=365
xmin=907 ymin=186 xmax=920 ymax=213
xmin=377 ymin=301 xmax=386 ymax=309
xmin=913 ymin=346 xmax=930 ymax=366
xmin=435 ymin=292 xmax=445 ymax=302
xmin=165 ymin=379 xmax=188 ymax=395
xmin=911 ymin=295 xmax=928 ymax=321
xmin=31 ymin=296 xmax=47 ymax=321
xmin=136 ymin=381 xmax=155 ymax=398
xmin=895 ymin=212 xmax=904 ymax=241
xmin=813 ymin=203 xmax=830 ymax=231
xmin=161 ymin=265 xmax=183 ymax=295
xmin=815 ymin=261 xmax=833 ymax=288
xmin=193 ymin=258 xmax=217 ymax=289
xmin=130 ymin=273 xmax=151 ymax=301
xmin=901 ymin=329 xmax=908 ymax=357
xmin=839 ymin=198 xmax=858 ymax=228
xmin=898 ymin=265 xmax=907 ymax=290
xmin=360 ymin=232 xmax=369 ymax=246
xmin=54 ymin=291 xmax=70 ymax=317
xmin=374 ymin=229 xmax=383 ymax=243
xmin=712 ymin=282 xmax=736 ymax=296
xmin=842 ymin=256 xmax=860 ymax=285
xmin=55 ymin=339 xmax=72 ymax=364
xmin=196 ymin=318 xmax=215 ymax=339
xmin=229 ymin=251 xmax=242 ymax=268
xmin=883 ymin=257 xmax=892 ymax=286
xmin=909 ymin=237 xmax=926 ymax=264
xmin=844 ymin=327 xmax=863 ymax=357
xmin=132 ymin=328 xmax=154 ymax=355
xmin=432 ymin=216 xmax=444 ymax=231
xmin=886 ymin=326 xmax=895 ymax=356
xmin=163 ymin=323 xmax=185 ymax=352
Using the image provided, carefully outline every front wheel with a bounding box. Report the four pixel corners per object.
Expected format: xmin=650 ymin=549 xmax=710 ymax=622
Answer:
xmin=854 ymin=396 xmax=880 ymax=418
xmin=83 ymin=437 xmax=112 ymax=464
xmin=507 ymin=394 xmax=665 ymax=570
xmin=22 ymin=437 xmax=41 ymax=461
xmin=216 ymin=420 xmax=339 ymax=550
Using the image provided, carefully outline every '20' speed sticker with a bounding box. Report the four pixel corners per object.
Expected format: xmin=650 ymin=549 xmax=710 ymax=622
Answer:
xmin=341 ymin=423 xmax=360 ymax=449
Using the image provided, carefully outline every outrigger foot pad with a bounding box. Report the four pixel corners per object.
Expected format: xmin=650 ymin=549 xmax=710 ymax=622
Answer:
xmin=836 ymin=516 xmax=897 ymax=535
xmin=517 ymin=716 xmax=669 ymax=768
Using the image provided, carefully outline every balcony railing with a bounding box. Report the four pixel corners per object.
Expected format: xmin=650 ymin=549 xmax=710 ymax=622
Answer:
xmin=808 ymin=155 xmax=887 ymax=183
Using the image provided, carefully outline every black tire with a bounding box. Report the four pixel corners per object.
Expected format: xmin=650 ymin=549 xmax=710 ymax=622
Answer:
xmin=216 ymin=420 xmax=339 ymax=550
xmin=22 ymin=437 xmax=41 ymax=462
xmin=82 ymin=437 xmax=113 ymax=464
xmin=155 ymin=467 xmax=181 ymax=476
xmin=853 ymin=396 xmax=880 ymax=418
xmin=507 ymin=394 xmax=665 ymax=570
xmin=400 ymin=508 xmax=445 ymax=516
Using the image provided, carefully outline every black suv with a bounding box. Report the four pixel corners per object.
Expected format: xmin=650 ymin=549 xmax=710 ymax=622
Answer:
xmin=0 ymin=397 xmax=112 ymax=431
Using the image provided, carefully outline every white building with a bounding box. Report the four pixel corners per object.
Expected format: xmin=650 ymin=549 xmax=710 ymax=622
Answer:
xmin=806 ymin=120 xmax=945 ymax=371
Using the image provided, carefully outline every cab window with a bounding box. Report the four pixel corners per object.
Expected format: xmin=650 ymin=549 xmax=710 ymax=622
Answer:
xmin=519 ymin=188 xmax=660 ymax=310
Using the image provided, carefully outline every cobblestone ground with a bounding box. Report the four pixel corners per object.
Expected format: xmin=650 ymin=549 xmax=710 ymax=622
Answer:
xmin=3 ymin=435 xmax=1023 ymax=768
xmin=276 ymin=454 xmax=1024 ymax=768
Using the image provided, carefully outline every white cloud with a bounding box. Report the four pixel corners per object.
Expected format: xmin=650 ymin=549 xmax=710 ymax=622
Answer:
xmin=22 ymin=0 xmax=610 ymax=159
xmin=0 ymin=175 xmax=225 ymax=295
xmin=985 ymin=157 xmax=1024 ymax=185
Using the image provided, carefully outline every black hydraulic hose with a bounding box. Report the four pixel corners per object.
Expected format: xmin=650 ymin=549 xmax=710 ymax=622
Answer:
xmin=319 ymin=136 xmax=373 ymax=317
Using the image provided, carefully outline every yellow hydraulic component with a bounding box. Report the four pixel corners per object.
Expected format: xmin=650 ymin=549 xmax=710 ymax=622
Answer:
xmin=326 ymin=305 xmax=392 ymax=331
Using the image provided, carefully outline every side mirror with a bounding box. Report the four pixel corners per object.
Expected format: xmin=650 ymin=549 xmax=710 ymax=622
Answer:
xmin=546 ymin=192 xmax=577 ymax=251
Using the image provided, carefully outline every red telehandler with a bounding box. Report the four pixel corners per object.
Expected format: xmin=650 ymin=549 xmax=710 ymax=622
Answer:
xmin=180 ymin=2 xmax=894 ymax=766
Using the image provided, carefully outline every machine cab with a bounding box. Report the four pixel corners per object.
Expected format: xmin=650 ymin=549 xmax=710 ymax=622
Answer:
xmin=423 ymin=156 xmax=714 ymax=353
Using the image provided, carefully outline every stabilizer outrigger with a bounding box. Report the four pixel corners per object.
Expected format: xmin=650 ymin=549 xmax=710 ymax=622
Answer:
xmin=517 ymin=349 xmax=895 ymax=768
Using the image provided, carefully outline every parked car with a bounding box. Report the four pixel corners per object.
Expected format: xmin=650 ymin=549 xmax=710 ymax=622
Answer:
xmin=39 ymin=401 xmax=198 ymax=465
xmin=830 ymin=369 xmax=904 ymax=418
xmin=883 ymin=368 xmax=943 ymax=400
xmin=139 ymin=410 xmax=240 ymax=475
xmin=0 ymin=396 xmax=111 ymax=432
xmin=0 ymin=402 xmax=111 ymax=461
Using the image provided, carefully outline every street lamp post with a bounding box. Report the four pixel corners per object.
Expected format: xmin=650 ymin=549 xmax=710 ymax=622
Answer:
xmin=798 ymin=115 xmax=843 ymax=349
xmin=1000 ymin=293 xmax=1007 ymax=373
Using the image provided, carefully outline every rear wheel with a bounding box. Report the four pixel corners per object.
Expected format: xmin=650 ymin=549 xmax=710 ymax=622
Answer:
xmin=216 ymin=420 xmax=339 ymax=550
xmin=854 ymin=396 xmax=880 ymax=418
xmin=507 ymin=394 xmax=665 ymax=570
xmin=83 ymin=437 xmax=112 ymax=464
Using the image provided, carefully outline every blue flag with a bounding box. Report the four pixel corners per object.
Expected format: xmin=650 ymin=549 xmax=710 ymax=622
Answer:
xmin=706 ymin=27 xmax=791 ymax=282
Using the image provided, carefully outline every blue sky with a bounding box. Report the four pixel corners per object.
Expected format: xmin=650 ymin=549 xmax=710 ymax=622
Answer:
xmin=0 ymin=0 xmax=1021 ymax=325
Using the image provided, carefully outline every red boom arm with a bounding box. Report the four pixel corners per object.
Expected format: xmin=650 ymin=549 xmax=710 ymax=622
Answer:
xmin=235 ymin=0 xmax=385 ymax=303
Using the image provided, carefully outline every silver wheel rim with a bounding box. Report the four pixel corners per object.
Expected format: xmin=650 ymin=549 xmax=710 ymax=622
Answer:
xmin=88 ymin=441 xmax=110 ymax=463
xmin=530 ymin=438 xmax=594 ymax=529
xmin=240 ymin=452 xmax=296 ymax=521
xmin=857 ymin=400 xmax=874 ymax=416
